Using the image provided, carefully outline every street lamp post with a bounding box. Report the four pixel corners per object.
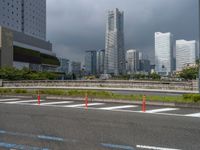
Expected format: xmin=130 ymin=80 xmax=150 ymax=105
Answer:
xmin=199 ymin=65 xmax=200 ymax=93
xmin=199 ymin=0 xmax=200 ymax=93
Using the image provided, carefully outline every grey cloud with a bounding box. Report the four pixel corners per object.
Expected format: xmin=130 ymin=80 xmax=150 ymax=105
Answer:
xmin=47 ymin=0 xmax=198 ymax=64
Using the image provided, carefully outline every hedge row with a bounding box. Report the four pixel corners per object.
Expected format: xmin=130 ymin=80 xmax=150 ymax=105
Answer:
xmin=183 ymin=94 xmax=200 ymax=103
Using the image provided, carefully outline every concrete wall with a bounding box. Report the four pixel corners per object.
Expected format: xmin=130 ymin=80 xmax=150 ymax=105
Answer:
xmin=2 ymin=80 xmax=196 ymax=91
xmin=0 ymin=26 xmax=13 ymax=67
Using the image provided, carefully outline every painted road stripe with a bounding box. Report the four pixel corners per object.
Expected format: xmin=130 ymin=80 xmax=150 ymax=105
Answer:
xmin=6 ymin=100 xmax=44 ymax=104
xmin=101 ymin=143 xmax=134 ymax=150
xmin=0 ymin=141 xmax=49 ymax=150
xmin=0 ymin=129 xmax=64 ymax=142
xmin=185 ymin=112 xmax=200 ymax=117
xmin=100 ymin=105 xmax=137 ymax=110
xmin=0 ymin=98 xmax=20 ymax=102
xmin=136 ymin=145 xmax=181 ymax=150
xmin=64 ymin=103 xmax=104 ymax=108
xmin=37 ymin=135 xmax=64 ymax=141
xmin=145 ymin=108 xmax=179 ymax=113
xmin=40 ymin=101 xmax=73 ymax=105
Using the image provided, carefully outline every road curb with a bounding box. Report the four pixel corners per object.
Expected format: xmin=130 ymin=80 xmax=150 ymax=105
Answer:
xmin=0 ymin=95 xmax=33 ymax=99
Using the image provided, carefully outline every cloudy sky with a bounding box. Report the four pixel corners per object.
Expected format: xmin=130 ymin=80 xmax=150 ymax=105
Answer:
xmin=46 ymin=0 xmax=198 ymax=64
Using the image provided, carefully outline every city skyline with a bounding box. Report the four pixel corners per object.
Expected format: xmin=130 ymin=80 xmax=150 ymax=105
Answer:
xmin=47 ymin=0 xmax=198 ymax=64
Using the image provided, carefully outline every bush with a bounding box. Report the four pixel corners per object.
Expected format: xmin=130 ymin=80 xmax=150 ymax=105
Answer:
xmin=14 ymin=89 xmax=27 ymax=94
xmin=0 ymin=67 xmax=58 ymax=80
xmin=0 ymin=89 xmax=12 ymax=94
xmin=183 ymin=94 xmax=200 ymax=103
xmin=178 ymin=67 xmax=198 ymax=80
xmin=39 ymin=89 xmax=66 ymax=95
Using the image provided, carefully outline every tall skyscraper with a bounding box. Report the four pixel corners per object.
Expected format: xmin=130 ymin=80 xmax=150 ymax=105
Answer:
xmin=176 ymin=40 xmax=197 ymax=71
xmin=126 ymin=49 xmax=139 ymax=74
xmin=104 ymin=8 xmax=125 ymax=75
xmin=85 ymin=50 xmax=97 ymax=75
xmin=155 ymin=32 xmax=173 ymax=76
xmin=96 ymin=49 xmax=105 ymax=74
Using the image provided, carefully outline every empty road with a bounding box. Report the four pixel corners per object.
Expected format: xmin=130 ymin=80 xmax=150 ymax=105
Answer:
xmin=0 ymin=97 xmax=199 ymax=150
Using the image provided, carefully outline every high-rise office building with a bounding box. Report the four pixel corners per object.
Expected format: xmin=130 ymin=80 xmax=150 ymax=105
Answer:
xmin=155 ymin=32 xmax=173 ymax=76
xmin=137 ymin=52 xmax=151 ymax=73
xmin=96 ymin=49 xmax=105 ymax=74
xmin=176 ymin=40 xmax=197 ymax=71
xmin=57 ymin=58 xmax=70 ymax=73
xmin=0 ymin=0 xmax=46 ymax=40
xmin=85 ymin=50 xmax=97 ymax=75
xmin=71 ymin=61 xmax=81 ymax=75
xmin=0 ymin=0 xmax=59 ymax=70
xmin=126 ymin=49 xmax=139 ymax=74
xmin=104 ymin=8 xmax=125 ymax=75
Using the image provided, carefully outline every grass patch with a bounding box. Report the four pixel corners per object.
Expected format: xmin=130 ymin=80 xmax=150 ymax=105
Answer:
xmin=0 ymin=89 xmax=199 ymax=104
xmin=183 ymin=94 xmax=200 ymax=103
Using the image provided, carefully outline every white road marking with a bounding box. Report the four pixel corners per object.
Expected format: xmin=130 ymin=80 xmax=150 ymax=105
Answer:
xmin=145 ymin=108 xmax=179 ymax=113
xmin=185 ymin=112 xmax=200 ymax=117
xmin=1 ymin=98 xmax=199 ymax=119
xmin=100 ymin=105 xmax=137 ymax=110
xmin=6 ymin=100 xmax=44 ymax=104
xmin=40 ymin=101 xmax=73 ymax=105
xmin=136 ymin=145 xmax=181 ymax=150
xmin=64 ymin=103 xmax=104 ymax=108
xmin=88 ymin=107 xmax=200 ymax=119
xmin=0 ymin=98 xmax=20 ymax=102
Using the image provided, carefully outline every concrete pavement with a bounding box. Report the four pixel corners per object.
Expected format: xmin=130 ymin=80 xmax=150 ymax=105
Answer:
xmin=0 ymin=97 xmax=199 ymax=149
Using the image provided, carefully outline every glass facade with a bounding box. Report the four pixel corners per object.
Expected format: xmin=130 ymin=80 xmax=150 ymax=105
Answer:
xmin=85 ymin=50 xmax=97 ymax=75
xmin=176 ymin=40 xmax=197 ymax=71
xmin=155 ymin=32 xmax=173 ymax=76
xmin=126 ymin=49 xmax=139 ymax=74
xmin=96 ymin=49 xmax=105 ymax=74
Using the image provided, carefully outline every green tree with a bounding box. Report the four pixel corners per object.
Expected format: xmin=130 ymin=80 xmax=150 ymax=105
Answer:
xmin=149 ymin=73 xmax=161 ymax=80
xmin=0 ymin=67 xmax=58 ymax=80
xmin=178 ymin=67 xmax=198 ymax=80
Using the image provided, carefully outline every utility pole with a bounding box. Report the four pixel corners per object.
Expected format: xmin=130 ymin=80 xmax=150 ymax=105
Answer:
xmin=199 ymin=0 xmax=200 ymax=93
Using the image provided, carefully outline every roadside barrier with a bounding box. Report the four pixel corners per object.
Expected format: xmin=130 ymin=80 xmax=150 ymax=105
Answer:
xmin=85 ymin=93 xmax=88 ymax=109
xmin=142 ymin=95 xmax=146 ymax=112
xmin=37 ymin=90 xmax=40 ymax=105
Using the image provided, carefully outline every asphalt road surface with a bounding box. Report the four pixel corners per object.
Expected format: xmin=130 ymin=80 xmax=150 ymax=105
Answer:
xmin=0 ymin=97 xmax=199 ymax=150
